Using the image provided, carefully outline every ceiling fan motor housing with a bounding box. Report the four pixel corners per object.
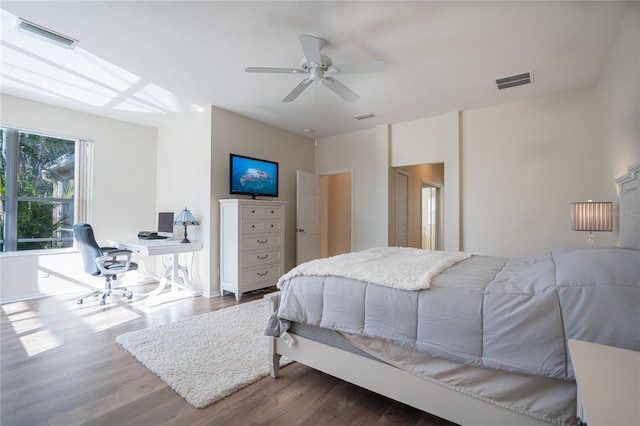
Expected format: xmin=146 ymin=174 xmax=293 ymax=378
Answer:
xmin=300 ymin=53 xmax=333 ymax=71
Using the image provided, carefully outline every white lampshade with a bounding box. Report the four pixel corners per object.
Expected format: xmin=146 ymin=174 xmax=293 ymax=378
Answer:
xmin=570 ymin=201 xmax=613 ymax=232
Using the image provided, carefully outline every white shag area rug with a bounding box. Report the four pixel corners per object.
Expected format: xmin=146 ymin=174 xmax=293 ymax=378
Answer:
xmin=116 ymin=298 xmax=290 ymax=409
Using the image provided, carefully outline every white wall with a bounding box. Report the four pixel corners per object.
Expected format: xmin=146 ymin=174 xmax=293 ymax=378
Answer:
xmin=316 ymin=128 xmax=386 ymax=251
xmin=460 ymin=3 xmax=639 ymax=257
xmin=156 ymin=108 xmax=212 ymax=296
xmin=596 ymin=2 xmax=640 ymax=204
xmin=316 ymin=4 xmax=638 ymax=258
xmin=0 ymin=95 xmax=157 ymax=302
xmin=390 ymin=111 xmax=460 ymax=251
xmin=460 ymin=90 xmax=608 ymax=256
xmin=317 ymin=113 xmax=458 ymax=253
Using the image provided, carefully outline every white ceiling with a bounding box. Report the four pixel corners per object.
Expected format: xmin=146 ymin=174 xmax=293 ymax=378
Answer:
xmin=0 ymin=1 xmax=630 ymax=138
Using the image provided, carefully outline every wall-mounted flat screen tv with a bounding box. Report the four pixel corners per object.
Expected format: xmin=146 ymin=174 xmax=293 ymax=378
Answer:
xmin=230 ymin=153 xmax=279 ymax=198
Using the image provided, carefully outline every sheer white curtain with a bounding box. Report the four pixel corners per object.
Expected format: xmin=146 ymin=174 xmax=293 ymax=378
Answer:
xmin=74 ymin=139 xmax=93 ymax=225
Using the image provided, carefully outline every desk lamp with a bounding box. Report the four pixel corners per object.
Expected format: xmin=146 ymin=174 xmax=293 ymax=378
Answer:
xmin=173 ymin=207 xmax=199 ymax=243
xmin=570 ymin=200 xmax=612 ymax=245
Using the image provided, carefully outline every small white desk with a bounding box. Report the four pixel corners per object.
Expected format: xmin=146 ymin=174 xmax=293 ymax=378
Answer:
xmin=108 ymin=238 xmax=203 ymax=306
xmin=569 ymin=339 xmax=640 ymax=426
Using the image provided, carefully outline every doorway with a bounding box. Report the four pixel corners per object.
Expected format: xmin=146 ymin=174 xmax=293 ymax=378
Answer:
xmin=296 ymin=170 xmax=352 ymax=265
xmin=390 ymin=163 xmax=444 ymax=249
xmin=321 ymin=172 xmax=352 ymax=257
xmin=421 ymin=182 xmax=440 ymax=250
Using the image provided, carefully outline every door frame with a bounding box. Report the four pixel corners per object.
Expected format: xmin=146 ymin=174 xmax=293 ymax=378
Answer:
xmin=395 ymin=170 xmax=409 ymax=247
xmin=421 ymin=179 xmax=442 ymax=250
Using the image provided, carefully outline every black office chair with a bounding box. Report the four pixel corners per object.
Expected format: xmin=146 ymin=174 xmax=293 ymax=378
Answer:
xmin=74 ymin=223 xmax=137 ymax=305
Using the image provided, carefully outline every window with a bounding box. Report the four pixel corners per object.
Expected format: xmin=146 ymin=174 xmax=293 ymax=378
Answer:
xmin=0 ymin=127 xmax=92 ymax=252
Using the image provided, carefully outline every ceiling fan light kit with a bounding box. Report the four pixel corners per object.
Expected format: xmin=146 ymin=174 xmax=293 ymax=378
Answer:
xmin=245 ymin=34 xmax=386 ymax=103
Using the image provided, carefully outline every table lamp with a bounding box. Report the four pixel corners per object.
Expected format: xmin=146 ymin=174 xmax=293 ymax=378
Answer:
xmin=173 ymin=207 xmax=199 ymax=243
xmin=570 ymin=200 xmax=612 ymax=245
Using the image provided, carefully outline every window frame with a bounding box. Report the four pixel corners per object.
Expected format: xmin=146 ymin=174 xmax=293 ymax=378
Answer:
xmin=1 ymin=126 xmax=93 ymax=254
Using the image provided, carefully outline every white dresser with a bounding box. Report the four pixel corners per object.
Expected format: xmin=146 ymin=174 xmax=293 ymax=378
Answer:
xmin=219 ymin=199 xmax=286 ymax=301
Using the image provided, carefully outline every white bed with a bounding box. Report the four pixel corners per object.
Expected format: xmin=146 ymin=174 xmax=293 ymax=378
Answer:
xmin=266 ymin=163 xmax=640 ymax=426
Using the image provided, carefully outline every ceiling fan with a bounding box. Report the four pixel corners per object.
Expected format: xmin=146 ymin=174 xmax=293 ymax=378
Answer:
xmin=245 ymin=34 xmax=386 ymax=103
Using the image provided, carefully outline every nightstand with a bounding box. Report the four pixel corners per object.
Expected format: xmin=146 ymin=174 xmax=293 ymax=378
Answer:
xmin=568 ymin=339 xmax=640 ymax=426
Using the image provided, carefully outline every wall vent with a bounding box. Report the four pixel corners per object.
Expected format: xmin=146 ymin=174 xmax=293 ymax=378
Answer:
xmin=16 ymin=18 xmax=78 ymax=49
xmin=352 ymin=112 xmax=375 ymax=120
xmin=496 ymin=71 xmax=532 ymax=90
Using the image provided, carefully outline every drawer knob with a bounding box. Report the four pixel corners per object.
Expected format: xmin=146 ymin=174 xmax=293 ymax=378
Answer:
xmin=257 ymin=271 xmax=269 ymax=277
xmin=257 ymin=254 xmax=268 ymax=260
xmin=251 ymin=225 xmax=255 ymax=228
xmin=257 ymin=239 xmax=268 ymax=244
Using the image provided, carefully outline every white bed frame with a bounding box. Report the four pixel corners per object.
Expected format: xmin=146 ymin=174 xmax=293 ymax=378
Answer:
xmin=267 ymin=163 xmax=640 ymax=426
xmin=266 ymin=292 xmax=552 ymax=426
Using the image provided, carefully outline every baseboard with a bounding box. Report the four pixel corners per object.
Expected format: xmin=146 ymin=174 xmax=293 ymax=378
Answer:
xmin=0 ymin=289 xmax=77 ymax=305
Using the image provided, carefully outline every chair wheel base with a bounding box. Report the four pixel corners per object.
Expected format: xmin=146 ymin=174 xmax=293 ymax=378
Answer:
xmin=76 ymin=288 xmax=133 ymax=306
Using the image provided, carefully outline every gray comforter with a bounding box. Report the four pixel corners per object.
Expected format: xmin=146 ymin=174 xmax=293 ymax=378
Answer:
xmin=266 ymin=246 xmax=640 ymax=380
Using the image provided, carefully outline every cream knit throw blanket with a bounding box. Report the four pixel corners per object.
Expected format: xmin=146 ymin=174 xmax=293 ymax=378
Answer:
xmin=277 ymin=247 xmax=474 ymax=291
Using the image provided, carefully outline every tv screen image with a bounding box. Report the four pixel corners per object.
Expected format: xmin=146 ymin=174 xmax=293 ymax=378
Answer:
xmin=230 ymin=154 xmax=278 ymax=198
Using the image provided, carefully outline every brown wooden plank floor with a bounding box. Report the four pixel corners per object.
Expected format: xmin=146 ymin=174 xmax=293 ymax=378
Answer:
xmin=1 ymin=285 xmax=458 ymax=425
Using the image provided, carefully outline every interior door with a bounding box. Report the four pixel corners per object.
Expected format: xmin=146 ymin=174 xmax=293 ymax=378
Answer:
xmin=296 ymin=170 xmax=321 ymax=265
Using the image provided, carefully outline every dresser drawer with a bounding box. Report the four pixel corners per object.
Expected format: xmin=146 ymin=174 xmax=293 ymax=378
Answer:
xmin=242 ymin=205 xmax=283 ymax=220
xmin=243 ymin=249 xmax=281 ymax=267
xmin=243 ymin=264 xmax=282 ymax=285
xmin=242 ymin=234 xmax=281 ymax=250
xmin=243 ymin=205 xmax=265 ymax=219
xmin=243 ymin=221 xmax=265 ymax=232
xmin=262 ymin=206 xmax=283 ymax=219
xmin=243 ymin=220 xmax=282 ymax=233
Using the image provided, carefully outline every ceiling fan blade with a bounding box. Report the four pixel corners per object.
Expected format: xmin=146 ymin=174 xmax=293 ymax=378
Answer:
xmin=245 ymin=67 xmax=304 ymax=74
xmin=326 ymin=60 xmax=387 ymax=75
xmin=298 ymin=34 xmax=323 ymax=66
xmin=282 ymin=78 xmax=313 ymax=102
xmin=322 ymin=77 xmax=359 ymax=103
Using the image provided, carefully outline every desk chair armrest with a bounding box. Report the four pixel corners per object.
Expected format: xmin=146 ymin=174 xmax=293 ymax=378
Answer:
xmin=95 ymin=249 xmax=133 ymax=275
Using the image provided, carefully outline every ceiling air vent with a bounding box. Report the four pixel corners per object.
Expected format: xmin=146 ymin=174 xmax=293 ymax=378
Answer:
xmin=496 ymin=71 xmax=532 ymax=90
xmin=352 ymin=112 xmax=375 ymax=121
xmin=16 ymin=18 xmax=78 ymax=49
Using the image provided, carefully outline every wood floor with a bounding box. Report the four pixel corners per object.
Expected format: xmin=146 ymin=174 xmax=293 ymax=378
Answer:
xmin=1 ymin=285 xmax=458 ymax=426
